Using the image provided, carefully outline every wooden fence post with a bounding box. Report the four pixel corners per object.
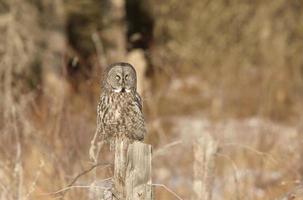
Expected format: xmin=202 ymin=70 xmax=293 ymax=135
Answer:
xmin=90 ymin=137 xmax=153 ymax=200
xmin=114 ymin=137 xmax=153 ymax=200
xmin=113 ymin=137 xmax=130 ymax=199
xmin=192 ymin=133 xmax=217 ymax=200
xmin=125 ymin=141 xmax=153 ymax=200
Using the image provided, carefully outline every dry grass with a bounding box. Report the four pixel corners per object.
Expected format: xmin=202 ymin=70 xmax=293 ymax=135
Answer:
xmin=0 ymin=0 xmax=303 ymax=199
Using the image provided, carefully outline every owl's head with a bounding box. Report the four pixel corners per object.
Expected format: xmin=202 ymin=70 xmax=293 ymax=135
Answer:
xmin=103 ymin=62 xmax=137 ymax=93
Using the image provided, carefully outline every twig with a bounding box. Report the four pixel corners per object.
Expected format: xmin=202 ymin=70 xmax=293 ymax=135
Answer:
xmin=24 ymin=160 xmax=45 ymax=200
xmin=216 ymin=153 xmax=241 ymax=200
xmin=151 ymin=183 xmax=184 ymax=200
xmin=222 ymin=142 xmax=278 ymax=165
xmin=57 ymin=162 xmax=111 ymax=199
xmin=40 ymin=185 xmax=110 ymax=196
xmin=68 ymin=162 xmax=111 ymax=188
xmin=153 ymin=140 xmax=182 ymax=157
xmin=223 ymin=142 xmax=301 ymax=181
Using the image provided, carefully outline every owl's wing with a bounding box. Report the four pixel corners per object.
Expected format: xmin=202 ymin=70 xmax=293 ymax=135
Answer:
xmin=132 ymin=92 xmax=146 ymax=141
xmin=135 ymin=92 xmax=143 ymax=112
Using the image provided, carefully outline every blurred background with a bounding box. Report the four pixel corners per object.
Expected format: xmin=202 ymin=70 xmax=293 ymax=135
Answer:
xmin=0 ymin=0 xmax=303 ymax=199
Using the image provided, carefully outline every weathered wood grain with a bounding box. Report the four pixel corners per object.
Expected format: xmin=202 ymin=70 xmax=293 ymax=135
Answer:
xmin=90 ymin=137 xmax=153 ymax=200
xmin=125 ymin=141 xmax=153 ymax=200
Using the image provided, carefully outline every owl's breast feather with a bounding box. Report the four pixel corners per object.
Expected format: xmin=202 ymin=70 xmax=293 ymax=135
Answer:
xmin=109 ymin=94 xmax=130 ymax=120
xmin=104 ymin=92 xmax=139 ymax=125
xmin=114 ymin=109 xmax=121 ymax=119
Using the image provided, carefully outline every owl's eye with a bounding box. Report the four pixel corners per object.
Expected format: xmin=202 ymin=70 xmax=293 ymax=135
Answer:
xmin=125 ymin=74 xmax=129 ymax=80
xmin=115 ymin=75 xmax=121 ymax=80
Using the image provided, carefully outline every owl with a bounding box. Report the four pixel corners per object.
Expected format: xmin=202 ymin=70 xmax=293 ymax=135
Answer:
xmin=90 ymin=62 xmax=146 ymax=157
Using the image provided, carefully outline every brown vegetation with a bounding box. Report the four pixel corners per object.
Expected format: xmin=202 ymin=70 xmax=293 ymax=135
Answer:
xmin=0 ymin=0 xmax=303 ymax=199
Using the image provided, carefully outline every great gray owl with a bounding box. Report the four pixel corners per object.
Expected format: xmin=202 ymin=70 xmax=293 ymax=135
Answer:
xmin=90 ymin=62 xmax=146 ymax=157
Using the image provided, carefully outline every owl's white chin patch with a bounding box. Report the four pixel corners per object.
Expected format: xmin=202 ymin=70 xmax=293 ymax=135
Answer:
xmin=113 ymin=88 xmax=122 ymax=93
xmin=113 ymin=88 xmax=132 ymax=93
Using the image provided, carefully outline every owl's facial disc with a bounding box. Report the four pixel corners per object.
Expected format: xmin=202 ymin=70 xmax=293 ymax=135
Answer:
xmin=105 ymin=63 xmax=137 ymax=93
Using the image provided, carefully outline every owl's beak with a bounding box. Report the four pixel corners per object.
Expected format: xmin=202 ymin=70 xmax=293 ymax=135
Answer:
xmin=121 ymin=87 xmax=126 ymax=93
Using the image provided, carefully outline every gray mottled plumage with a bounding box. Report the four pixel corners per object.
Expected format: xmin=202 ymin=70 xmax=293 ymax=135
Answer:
xmin=96 ymin=62 xmax=146 ymax=145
